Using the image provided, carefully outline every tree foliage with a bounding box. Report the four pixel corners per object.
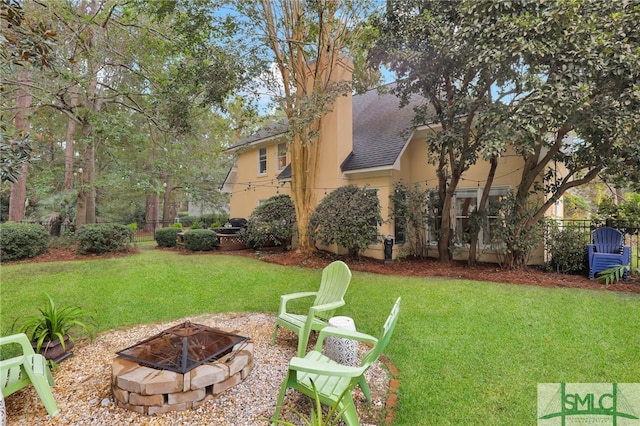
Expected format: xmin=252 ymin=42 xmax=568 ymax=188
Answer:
xmin=369 ymin=0 xmax=514 ymax=263
xmin=0 ymin=0 xmax=244 ymax=228
xmin=370 ymin=0 xmax=640 ymax=267
xmin=0 ymin=0 xmax=56 ymax=184
xmin=597 ymin=193 xmax=640 ymax=235
xmin=308 ymin=185 xmax=382 ymax=258
xmin=231 ymin=0 xmax=377 ymax=253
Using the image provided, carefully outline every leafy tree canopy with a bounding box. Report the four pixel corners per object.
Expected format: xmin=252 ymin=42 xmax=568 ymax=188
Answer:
xmin=369 ymin=0 xmax=640 ymax=266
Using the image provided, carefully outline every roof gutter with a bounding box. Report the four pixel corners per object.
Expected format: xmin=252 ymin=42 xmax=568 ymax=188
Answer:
xmin=224 ymin=132 xmax=287 ymax=154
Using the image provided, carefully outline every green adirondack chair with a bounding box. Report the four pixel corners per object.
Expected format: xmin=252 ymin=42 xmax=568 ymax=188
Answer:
xmin=0 ymin=333 xmax=59 ymax=417
xmin=271 ymin=260 xmax=352 ymax=357
xmin=271 ymin=297 xmax=401 ymax=426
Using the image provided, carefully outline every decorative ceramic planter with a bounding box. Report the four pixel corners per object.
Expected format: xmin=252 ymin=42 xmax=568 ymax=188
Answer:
xmin=32 ymin=336 xmax=74 ymax=363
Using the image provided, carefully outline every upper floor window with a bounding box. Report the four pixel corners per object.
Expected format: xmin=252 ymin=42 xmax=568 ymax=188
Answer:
xmin=276 ymin=143 xmax=287 ymax=172
xmin=258 ymin=147 xmax=267 ymax=175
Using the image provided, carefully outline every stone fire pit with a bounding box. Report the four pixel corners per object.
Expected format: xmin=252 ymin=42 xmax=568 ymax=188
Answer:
xmin=111 ymin=322 xmax=254 ymax=414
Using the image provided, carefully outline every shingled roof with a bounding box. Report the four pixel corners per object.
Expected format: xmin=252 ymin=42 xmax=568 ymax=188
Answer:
xmin=227 ymin=84 xmax=427 ymax=173
xmin=342 ymin=85 xmax=425 ymax=172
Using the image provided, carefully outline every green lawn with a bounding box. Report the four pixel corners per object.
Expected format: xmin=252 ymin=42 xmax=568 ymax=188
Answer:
xmin=1 ymin=246 xmax=639 ymax=425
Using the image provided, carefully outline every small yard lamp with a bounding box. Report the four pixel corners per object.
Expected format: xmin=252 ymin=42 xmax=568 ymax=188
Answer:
xmin=384 ymin=235 xmax=394 ymax=264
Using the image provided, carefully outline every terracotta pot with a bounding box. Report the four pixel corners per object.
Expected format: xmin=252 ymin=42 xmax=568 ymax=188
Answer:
xmin=32 ymin=336 xmax=74 ymax=363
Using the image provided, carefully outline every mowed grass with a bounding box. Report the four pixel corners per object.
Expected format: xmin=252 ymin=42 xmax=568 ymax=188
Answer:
xmin=1 ymin=246 xmax=639 ymax=425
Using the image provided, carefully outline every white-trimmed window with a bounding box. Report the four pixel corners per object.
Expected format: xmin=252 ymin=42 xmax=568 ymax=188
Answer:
xmin=258 ymin=147 xmax=267 ymax=175
xmin=276 ymin=143 xmax=287 ymax=172
xmin=453 ymin=187 xmax=510 ymax=246
xmin=365 ymin=188 xmax=380 ymax=245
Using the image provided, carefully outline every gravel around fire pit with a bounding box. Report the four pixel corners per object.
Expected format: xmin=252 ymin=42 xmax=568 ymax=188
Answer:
xmin=4 ymin=312 xmax=391 ymax=426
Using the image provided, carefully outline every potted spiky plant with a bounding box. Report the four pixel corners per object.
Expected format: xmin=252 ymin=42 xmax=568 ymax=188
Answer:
xmin=14 ymin=294 xmax=95 ymax=363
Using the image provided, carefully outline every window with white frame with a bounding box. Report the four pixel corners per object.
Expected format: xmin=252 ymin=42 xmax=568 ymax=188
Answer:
xmin=393 ymin=216 xmax=406 ymax=245
xmin=453 ymin=187 xmax=510 ymax=246
xmin=366 ymin=188 xmax=381 ymax=245
xmin=258 ymin=147 xmax=267 ymax=175
xmin=454 ymin=189 xmax=478 ymax=244
xmin=276 ymin=143 xmax=287 ymax=172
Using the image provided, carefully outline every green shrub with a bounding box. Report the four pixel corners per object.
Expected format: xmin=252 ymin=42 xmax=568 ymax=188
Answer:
xmin=184 ymin=229 xmax=218 ymax=251
xmin=155 ymin=227 xmax=182 ymax=247
xmin=170 ymin=222 xmax=183 ymax=229
xmin=308 ymin=185 xmax=383 ymax=257
xmin=127 ymin=222 xmax=138 ymax=231
xmin=191 ymin=221 xmax=204 ymax=230
xmin=388 ymin=182 xmax=431 ymax=257
xmin=0 ymin=222 xmax=50 ymax=261
xmin=546 ymin=225 xmax=588 ymax=274
xmin=75 ymin=224 xmax=134 ymax=254
xmin=240 ymin=194 xmax=296 ymax=249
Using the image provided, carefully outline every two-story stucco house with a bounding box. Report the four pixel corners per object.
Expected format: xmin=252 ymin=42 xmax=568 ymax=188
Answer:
xmin=222 ymin=60 xmax=562 ymax=263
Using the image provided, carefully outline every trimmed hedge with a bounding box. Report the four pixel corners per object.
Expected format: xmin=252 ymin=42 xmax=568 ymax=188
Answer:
xmin=546 ymin=226 xmax=589 ymax=274
xmin=75 ymin=223 xmax=134 ymax=254
xmin=0 ymin=222 xmax=50 ymax=261
xmin=184 ymin=229 xmax=218 ymax=251
xmin=240 ymin=194 xmax=295 ymax=249
xmin=155 ymin=227 xmax=182 ymax=248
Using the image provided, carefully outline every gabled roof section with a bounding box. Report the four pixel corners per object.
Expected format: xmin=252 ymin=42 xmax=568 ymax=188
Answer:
xmin=277 ymin=163 xmax=291 ymax=180
xmin=341 ymin=85 xmax=425 ymax=172
xmin=225 ymin=120 xmax=288 ymax=152
xmin=226 ymin=84 xmax=428 ymax=171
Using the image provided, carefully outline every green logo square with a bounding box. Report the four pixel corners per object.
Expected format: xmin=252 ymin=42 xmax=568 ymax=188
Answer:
xmin=538 ymin=383 xmax=640 ymax=425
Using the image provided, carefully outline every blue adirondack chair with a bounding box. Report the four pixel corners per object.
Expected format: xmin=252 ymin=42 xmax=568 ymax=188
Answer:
xmin=587 ymin=227 xmax=631 ymax=280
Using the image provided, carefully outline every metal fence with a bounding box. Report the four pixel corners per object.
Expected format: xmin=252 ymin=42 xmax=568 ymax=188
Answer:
xmin=550 ymin=219 xmax=639 ymax=268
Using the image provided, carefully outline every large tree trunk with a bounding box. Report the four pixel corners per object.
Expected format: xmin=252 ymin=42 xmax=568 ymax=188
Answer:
xmin=437 ymin=167 xmax=462 ymax=263
xmin=85 ymin=141 xmax=96 ymax=223
xmin=290 ymin=128 xmax=319 ymax=252
xmin=145 ymin=193 xmax=160 ymax=231
xmin=438 ymin=193 xmax=453 ymax=263
xmin=259 ymin=0 xmax=341 ymax=255
xmin=75 ymin=0 xmax=102 ymax=225
xmin=75 ymin=123 xmax=93 ymax=226
xmin=468 ymin=156 xmax=498 ymax=266
xmin=8 ymin=163 xmax=28 ymax=222
xmin=162 ymin=177 xmax=172 ymax=227
xmin=8 ymin=69 xmax=32 ymax=222
xmin=63 ymin=84 xmax=79 ymax=190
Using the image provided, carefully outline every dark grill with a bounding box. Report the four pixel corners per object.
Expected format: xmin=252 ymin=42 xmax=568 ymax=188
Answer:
xmin=115 ymin=321 xmax=248 ymax=374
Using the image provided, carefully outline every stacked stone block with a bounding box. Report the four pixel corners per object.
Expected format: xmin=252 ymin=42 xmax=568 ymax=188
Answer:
xmin=111 ymin=342 xmax=254 ymax=414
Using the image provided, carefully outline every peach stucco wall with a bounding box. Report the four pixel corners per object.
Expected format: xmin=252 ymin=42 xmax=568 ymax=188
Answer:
xmin=227 ymin=128 xmax=558 ymax=263
xmin=226 ymin=59 xmax=559 ymax=262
